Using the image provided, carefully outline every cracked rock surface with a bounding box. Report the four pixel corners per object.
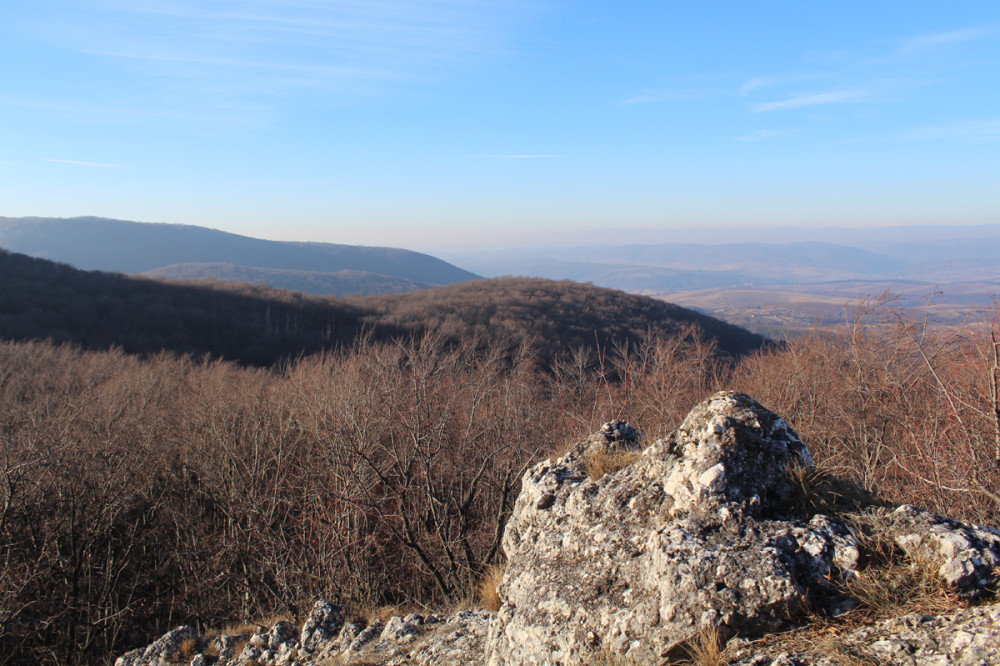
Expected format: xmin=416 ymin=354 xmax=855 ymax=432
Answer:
xmin=486 ymin=391 xmax=856 ymax=664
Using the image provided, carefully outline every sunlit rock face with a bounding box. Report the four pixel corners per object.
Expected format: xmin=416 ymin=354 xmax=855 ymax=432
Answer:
xmin=486 ymin=391 xmax=850 ymax=664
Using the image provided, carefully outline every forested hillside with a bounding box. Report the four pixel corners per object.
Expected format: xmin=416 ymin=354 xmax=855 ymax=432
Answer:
xmin=0 ymin=249 xmax=765 ymax=365
xmin=143 ymin=262 xmax=428 ymax=296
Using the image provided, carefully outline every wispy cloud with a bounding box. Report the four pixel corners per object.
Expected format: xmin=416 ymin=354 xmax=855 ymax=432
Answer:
xmin=736 ymin=129 xmax=800 ymax=142
xmin=896 ymin=26 xmax=995 ymax=54
xmin=618 ymin=88 xmax=716 ymax=105
xmin=739 ymin=77 xmax=775 ymax=94
xmin=53 ymin=0 xmax=541 ymax=97
xmin=750 ymin=90 xmax=865 ymax=113
xmin=739 ymin=72 xmax=832 ymax=95
xmin=741 ymin=23 xmax=996 ymax=121
xmin=43 ymin=158 xmax=123 ymax=168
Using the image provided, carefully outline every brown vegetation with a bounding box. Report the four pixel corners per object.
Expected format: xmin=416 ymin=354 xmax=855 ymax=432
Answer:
xmin=584 ymin=447 xmax=642 ymax=481
xmin=0 ymin=291 xmax=998 ymax=664
xmin=476 ymin=564 xmax=506 ymax=613
xmin=677 ymin=626 xmax=730 ymax=666
xmin=0 ymin=250 xmax=766 ymax=368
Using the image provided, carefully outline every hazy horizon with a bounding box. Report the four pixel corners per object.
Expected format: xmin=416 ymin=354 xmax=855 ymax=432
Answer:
xmin=2 ymin=2 xmax=998 ymax=246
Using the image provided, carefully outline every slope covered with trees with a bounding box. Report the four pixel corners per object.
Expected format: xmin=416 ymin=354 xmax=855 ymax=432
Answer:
xmin=143 ymin=262 xmax=428 ymax=296
xmin=358 ymin=276 xmax=765 ymax=360
xmin=0 ymin=249 xmax=766 ymax=365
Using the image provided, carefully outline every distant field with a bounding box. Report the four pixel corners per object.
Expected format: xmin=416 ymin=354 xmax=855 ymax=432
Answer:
xmin=651 ymin=280 xmax=999 ymax=337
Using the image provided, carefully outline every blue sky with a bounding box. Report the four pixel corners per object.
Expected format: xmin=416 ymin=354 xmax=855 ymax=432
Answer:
xmin=1 ymin=1 xmax=998 ymax=248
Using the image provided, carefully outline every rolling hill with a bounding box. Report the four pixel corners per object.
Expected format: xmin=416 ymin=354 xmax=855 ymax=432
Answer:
xmin=0 ymin=216 xmax=478 ymax=288
xmin=0 ymin=249 xmax=766 ymax=366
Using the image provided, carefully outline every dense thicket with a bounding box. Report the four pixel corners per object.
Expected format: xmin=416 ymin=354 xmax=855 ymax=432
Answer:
xmin=0 ymin=250 xmax=766 ymax=366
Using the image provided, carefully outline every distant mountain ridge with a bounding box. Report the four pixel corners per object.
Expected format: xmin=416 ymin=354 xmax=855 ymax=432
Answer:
xmin=440 ymin=234 xmax=1000 ymax=291
xmin=0 ymin=216 xmax=478 ymax=292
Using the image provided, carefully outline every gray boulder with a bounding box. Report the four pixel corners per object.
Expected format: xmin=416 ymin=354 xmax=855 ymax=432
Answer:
xmin=298 ymin=600 xmax=344 ymax=653
xmin=114 ymin=625 xmax=197 ymax=666
xmin=884 ymin=504 xmax=1000 ymax=597
xmin=484 ymin=391 xmax=997 ymax=664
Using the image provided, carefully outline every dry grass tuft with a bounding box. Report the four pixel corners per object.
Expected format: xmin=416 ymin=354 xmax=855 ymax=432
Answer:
xmin=200 ymin=618 xmax=273 ymax=659
xmin=834 ymin=512 xmax=963 ymax=620
xmin=812 ymin=634 xmax=888 ymax=665
xmin=548 ymin=439 xmax=577 ymax=462
xmin=845 ymin=554 xmax=958 ymax=617
xmin=231 ymin=637 xmax=250 ymax=658
xmin=677 ymin=626 xmax=731 ymax=666
xmin=358 ymin=604 xmax=408 ymax=625
xmin=784 ymin=462 xmax=877 ymax=518
xmin=204 ymin=621 xmax=264 ymax=639
xmin=585 ymin=446 xmax=641 ymax=481
xmin=740 ymin=623 xmax=887 ymax=666
xmin=477 ymin=563 xmax=506 ymax=611
xmin=442 ymin=594 xmax=474 ymax=616
xmin=257 ymin=613 xmax=295 ymax=629
xmin=178 ymin=636 xmax=199 ymax=658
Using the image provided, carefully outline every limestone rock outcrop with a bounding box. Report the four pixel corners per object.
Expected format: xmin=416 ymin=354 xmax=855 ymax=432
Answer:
xmin=488 ymin=391 xmax=853 ymax=664
xmin=728 ymin=603 xmax=1000 ymax=665
xmin=115 ymin=606 xmax=493 ymax=666
xmin=116 ymin=391 xmax=1000 ymax=666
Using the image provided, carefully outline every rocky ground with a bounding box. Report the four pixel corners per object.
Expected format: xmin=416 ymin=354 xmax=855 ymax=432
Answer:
xmin=117 ymin=392 xmax=1000 ymax=666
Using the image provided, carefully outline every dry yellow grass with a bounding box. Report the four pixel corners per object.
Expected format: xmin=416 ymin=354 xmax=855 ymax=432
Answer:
xmin=845 ymin=554 xmax=958 ymax=617
xmin=547 ymin=438 xmax=577 ymax=462
xmin=841 ymin=512 xmax=962 ymax=619
xmin=477 ymin=563 xmax=506 ymax=611
xmin=215 ymin=622 xmax=263 ymax=636
xmin=737 ymin=622 xmax=887 ymax=666
xmin=678 ymin=626 xmax=731 ymax=666
xmin=177 ymin=636 xmax=199 ymax=658
xmin=784 ymin=462 xmax=876 ymax=518
xmin=257 ymin=613 xmax=295 ymax=629
xmin=585 ymin=447 xmax=641 ymax=481
xmin=355 ymin=603 xmax=414 ymax=626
